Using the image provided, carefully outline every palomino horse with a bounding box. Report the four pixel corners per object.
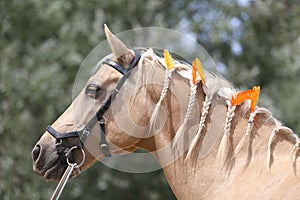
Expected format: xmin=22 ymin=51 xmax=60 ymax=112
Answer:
xmin=32 ymin=25 xmax=300 ymax=199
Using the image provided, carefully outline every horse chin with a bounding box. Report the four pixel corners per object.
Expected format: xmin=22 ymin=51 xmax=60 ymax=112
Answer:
xmin=43 ymin=164 xmax=66 ymax=181
xmin=32 ymin=143 xmax=65 ymax=181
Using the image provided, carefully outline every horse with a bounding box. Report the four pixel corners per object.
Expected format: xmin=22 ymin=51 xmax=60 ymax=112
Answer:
xmin=32 ymin=25 xmax=300 ymax=199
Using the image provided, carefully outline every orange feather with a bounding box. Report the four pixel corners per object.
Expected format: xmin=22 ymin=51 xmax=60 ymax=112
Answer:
xmin=250 ymin=86 xmax=260 ymax=112
xmin=191 ymin=60 xmax=197 ymax=84
xmin=231 ymin=86 xmax=261 ymax=112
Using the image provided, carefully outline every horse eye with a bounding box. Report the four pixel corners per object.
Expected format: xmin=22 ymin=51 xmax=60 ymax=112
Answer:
xmin=85 ymin=84 xmax=103 ymax=99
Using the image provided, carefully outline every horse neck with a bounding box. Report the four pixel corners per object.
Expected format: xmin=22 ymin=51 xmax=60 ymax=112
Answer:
xmin=138 ymin=65 xmax=299 ymax=198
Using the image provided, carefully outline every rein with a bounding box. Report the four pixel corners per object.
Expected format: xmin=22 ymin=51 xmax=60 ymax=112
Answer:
xmin=47 ymin=50 xmax=141 ymax=200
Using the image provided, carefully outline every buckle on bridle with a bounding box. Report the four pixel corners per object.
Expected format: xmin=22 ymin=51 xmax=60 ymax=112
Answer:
xmin=55 ymin=138 xmax=63 ymax=146
xmin=98 ymin=116 xmax=106 ymax=124
xmin=54 ymin=139 xmax=68 ymax=166
xmin=65 ymin=146 xmax=86 ymax=169
xmin=98 ymin=116 xmax=111 ymax=157
xmin=100 ymin=143 xmax=111 ymax=157
xmin=100 ymin=143 xmax=109 ymax=152
xmin=82 ymin=129 xmax=90 ymax=138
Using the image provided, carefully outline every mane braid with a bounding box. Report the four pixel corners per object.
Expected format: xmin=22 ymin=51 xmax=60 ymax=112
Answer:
xmin=172 ymin=83 xmax=197 ymax=153
xmin=139 ymin=49 xmax=300 ymax=175
xmin=186 ymin=94 xmax=213 ymax=159
xmin=217 ymin=105 xmax=236 ymax=168
xmin=149 ymin=69 xmax=174 ymax=136
xmin=267 ymin=126 xmax=293 ymax=171
xmin=149 ymin=49 xmax=175 ymax=136
xmin=233 ymin=110 xmax=257 ymax=158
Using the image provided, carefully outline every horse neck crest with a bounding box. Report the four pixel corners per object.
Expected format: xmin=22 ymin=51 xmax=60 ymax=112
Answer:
xmin=143 ymin=48 xmax=298 ymax=172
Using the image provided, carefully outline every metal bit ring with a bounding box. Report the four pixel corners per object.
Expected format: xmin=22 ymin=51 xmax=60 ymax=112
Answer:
xmin=65 ymin=146 xmax=86 ymax=168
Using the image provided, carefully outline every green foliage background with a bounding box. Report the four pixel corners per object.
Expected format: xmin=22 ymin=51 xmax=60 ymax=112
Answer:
xmin=1 ymin=0 xmax=299 ymax=199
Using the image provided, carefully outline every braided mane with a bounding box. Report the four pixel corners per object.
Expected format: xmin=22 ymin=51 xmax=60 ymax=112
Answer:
xmin=139 ymin=48 xmax=299 ymax=172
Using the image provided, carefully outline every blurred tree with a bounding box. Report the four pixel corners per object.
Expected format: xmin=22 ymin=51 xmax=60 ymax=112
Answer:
xmin=184 ymin=0 xmax=300 ymax=131
xmin=0 ymin=0 xmax=299 ymax=199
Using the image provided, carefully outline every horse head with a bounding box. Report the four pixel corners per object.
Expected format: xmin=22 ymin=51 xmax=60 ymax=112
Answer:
xmin=32 ymin=25 xmax=159 ymax=181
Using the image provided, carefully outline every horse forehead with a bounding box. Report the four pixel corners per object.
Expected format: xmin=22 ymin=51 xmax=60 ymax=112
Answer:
xmin=94 ymin=64 xmax=122 ymax=80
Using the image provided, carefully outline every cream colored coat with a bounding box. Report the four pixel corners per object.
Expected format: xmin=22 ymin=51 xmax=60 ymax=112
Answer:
xmin=33 ymin=25 xmax=300 ymax=200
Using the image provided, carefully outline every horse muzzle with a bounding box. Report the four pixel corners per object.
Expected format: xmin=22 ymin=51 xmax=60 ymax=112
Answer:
xmin=32 ymin=140 xmax=66 ymax=181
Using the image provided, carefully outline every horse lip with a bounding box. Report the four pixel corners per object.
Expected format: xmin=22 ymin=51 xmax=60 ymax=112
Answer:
xmin=33 ymin=158 xmax=65 ymax=181
xmin=32 ymin=158 xmax=65 ymax=181
xmin=44 ymin=164 xmax=65 ymax=181
xmin=32 ymin=145 xmax=64 ymax=180
xmin=33 ymin=164 xmax=46 ymax=177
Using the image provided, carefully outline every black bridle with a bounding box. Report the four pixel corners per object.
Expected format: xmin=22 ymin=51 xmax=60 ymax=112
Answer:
xmin=46 ymin=50 xmax=141 ymax=166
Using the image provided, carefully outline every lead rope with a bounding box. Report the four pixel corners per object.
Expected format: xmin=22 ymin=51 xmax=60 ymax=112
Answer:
xmin=50 ymin=146 xmax=85 ymax=200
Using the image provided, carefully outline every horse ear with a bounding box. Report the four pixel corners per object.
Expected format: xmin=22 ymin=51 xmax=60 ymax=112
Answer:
xmin=104 ymin=24 xmax=134 ymax=66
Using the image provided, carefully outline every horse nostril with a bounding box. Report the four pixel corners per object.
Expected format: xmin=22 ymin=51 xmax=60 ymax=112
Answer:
xmin=32 ymin=144 xmax=41 ymax=162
